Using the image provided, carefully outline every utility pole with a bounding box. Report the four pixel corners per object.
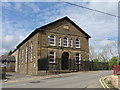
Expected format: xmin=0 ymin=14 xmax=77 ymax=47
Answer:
xmin=118 ymin=41 xmax=120 ymax=65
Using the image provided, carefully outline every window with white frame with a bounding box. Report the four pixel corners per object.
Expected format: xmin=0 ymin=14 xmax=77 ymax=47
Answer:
xmin=58 ymin=38 xmax=61 ymax=46
xmin=63 ymin=37 xmax=68 ymax=47
xmin=30 ymin=42 xmax=33 ymax=62
xmin=76 ymin=39 xmax=80 ymax=48
xmin=49 ymin=35 xmax=55 ymax=46
xmin=76 ymin=53 xmax=81 ymax=64
xmin=49 ymin=51 xmax=56 ymax=63
xmin=26 ymin=46 xmax=28 ymax=63
xmin=70 ymin=39 xmax=73 ymax=47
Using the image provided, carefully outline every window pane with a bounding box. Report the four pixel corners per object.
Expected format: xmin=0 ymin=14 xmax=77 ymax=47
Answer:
xmin=76 ymin=42 xmax=79 ymax=44
xmin=59 ymin=38 xmax=61 ymax=46
xmin=64 ymin=37 xmax=68 ymax=46
xmin=50 ymin=59 xmax=54 ymax=61
xmin=50 ymin=39 xmax=54 ymax=41
xmin=49 ymin=36 xmax=55 ymax=45
xmin=49 ymin=51 xmax=55 ymax=63
xmin=76 ymin=39 xmax=80 ymax=48
xmin=50 ymin=52 xmax=54 ymax=54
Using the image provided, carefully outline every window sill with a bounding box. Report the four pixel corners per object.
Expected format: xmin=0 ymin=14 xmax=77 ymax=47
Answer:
xmin=49 ymin=62 xmax=56 ymax=65
xmin=63 ymin=46 xmax=69 ymax=47
xmin=75 ymin=47 xmax=81 ymax=48
xmin=76 ymin=63 xmax=81 ymax=65
xmin=49 ymin=44 xmax=56 ymax=46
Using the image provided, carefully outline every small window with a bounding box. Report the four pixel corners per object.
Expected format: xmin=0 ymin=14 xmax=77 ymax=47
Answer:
xmin=63 ymin=25 xmax=69 ymax=30
xmin=59 ymin=38 xmax=61 ymax=46
xmin=49 ymin=51 xmax=56 ymax=63
xmin=76 ymin=53 xmax=81 ymax=64
xmin=70 ymin=39 xmax=73 ymax=47
xmin=64 ymin=37 xmax=68 ymax=47
xmin=49 ymin=35 xmax=55 ymax=46
xmin=76 ymin=39 xmax=80 ymax=48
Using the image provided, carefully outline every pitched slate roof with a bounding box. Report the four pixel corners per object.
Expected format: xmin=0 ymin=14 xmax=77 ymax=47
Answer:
xmin=13 ymin=16 xmax=91 ymax=52
xmin=0 ymin=55 xmax=15 ymax=62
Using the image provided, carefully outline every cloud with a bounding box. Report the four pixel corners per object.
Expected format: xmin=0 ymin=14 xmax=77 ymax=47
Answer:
xmin=2 ymin=2 xmax=40 ymax=13
xmin=1 ymin=1 xmax=118 ymax=57
xmin=14 ymin=3 xmax=22 ymax=12
xmin=26 ymin=3 xmax=40 ymax=13
xmin=1 ymin=19 xmax=33 ymax=55
xmin=2 ymin=35 xmax=24 ymax=49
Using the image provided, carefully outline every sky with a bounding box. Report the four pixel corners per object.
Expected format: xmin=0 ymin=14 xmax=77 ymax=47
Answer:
xmin=0 ymin=0 xmax=119 ymax=56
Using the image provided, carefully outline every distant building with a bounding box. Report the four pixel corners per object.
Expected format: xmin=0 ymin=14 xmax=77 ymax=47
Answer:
xmin=0 ymin=55 xmax=15 ymax=72
xmin=12 ymin=16 xmax=91 ymax=75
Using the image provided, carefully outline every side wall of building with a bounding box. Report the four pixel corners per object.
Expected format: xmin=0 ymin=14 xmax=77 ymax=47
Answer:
xmin=12 ymin=50 xmax=18 ymax=72
xmin=18 ymin=33 xmax=39 ymax=75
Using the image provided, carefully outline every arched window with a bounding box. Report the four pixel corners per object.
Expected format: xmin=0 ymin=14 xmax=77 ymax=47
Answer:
xmin=76 ymin=39 xmax=80 ymax=48
xmin=58 ymin=38 xmax=61 ymax=46
xmin=49 ymin=35 xmax=55 ymax=46
xmin=70 ymin=39 xmax=73 ymax=47
xmin=22 ymin=49 xmax=24 ymax=63
xmin=30 ymin=42 xmax=33 ymax=62
xmin=26 ymin=46 xmax=28 ymax=63
xmin=64 ymin=37 xmax=68 ymax=47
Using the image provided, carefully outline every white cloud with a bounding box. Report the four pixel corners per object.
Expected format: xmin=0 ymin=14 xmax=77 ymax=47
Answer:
xmin=2 ymin=2 xmax=40 ymax=13
xmin=1 ymin=1 xmax=118 ymax=57
xmin=1 ymin=0 xmax=119 ymax=2
xmin=1 ymin=33 xmax=25 ymax=55
xmin=14 ymin=3 xmax=22 ymax=12
xmin=2 ymin=34 xmax=24 ymax=49
xmin=26 ymin=3 xmax=40 ymax=13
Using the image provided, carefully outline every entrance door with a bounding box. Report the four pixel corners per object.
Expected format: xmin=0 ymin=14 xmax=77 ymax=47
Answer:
xmin=61 ymin=52 xmax=69 ymax=70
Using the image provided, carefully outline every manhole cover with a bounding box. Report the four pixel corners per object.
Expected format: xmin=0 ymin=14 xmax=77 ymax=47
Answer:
xmin=29 ymin=81 xmax=41 ymax=83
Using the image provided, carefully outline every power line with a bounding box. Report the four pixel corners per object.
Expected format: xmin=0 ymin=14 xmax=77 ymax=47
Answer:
xmin=63 ymin=1 xmax=119 ymax=18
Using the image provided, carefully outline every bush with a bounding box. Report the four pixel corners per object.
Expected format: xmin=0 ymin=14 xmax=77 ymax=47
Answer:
xmin=109 ymin=57 xmax=118 ymax=70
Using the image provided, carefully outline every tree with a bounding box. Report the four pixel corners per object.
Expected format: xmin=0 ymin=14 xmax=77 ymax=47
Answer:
xmin=92 ymin=58 xmax=99 ymax=62
xmin=109 ymin=56 xmax=118 ymax=69
xmin=8 ymin=50 xmax=12 ymax=55
xmin=89 ymin=46 xmax=98 ymax=61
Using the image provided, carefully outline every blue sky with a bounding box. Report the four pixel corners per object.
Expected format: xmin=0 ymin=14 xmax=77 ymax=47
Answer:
xmin=1 ymin=0 xmax=118 ymax=56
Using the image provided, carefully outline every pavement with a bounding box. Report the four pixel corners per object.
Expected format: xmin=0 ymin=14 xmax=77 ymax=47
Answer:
xmin=2 ymin=70 xmax=113 ymax=88
xmin=2 ymin=71 xmax=85 ymax=83
xmin=2 ymin=72 xmax=37 ymax=82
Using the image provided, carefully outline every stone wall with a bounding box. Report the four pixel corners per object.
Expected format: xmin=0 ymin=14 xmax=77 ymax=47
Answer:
xmin=14 ymin=17 xmax=90 ymax=75
xmin=12 ymin=50 xmax=18 ymax=72
xmin=118 ymin=76 xmax=120 ymax=89
xmin=17 ymin=33 xmax=39 ymax=75
xmin=111 ymin=75 xmax=119 ymax=89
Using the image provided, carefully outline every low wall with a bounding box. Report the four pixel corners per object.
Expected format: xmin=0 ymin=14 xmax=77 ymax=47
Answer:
xmin=118 ymin=75 xmax=120 ymax=89
xmin=111 ymin=75 xmax=119 ymax=89
xmin=6 ymin=62 xmax=15 ymax=72
xmin=0 ymin=67 xmax=6 ymax=79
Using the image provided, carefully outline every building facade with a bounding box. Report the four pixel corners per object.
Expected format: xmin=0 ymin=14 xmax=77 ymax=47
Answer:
xmin=12 ymin=17 xmax=91 ymax=75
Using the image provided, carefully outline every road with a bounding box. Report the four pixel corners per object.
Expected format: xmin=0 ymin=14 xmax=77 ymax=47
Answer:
xmin=2 ymin=70 xmax=112 ymax=88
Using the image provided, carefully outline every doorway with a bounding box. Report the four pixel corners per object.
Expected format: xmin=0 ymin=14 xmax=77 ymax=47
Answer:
xmin=61 ymin=52 xmax=69 ymax=70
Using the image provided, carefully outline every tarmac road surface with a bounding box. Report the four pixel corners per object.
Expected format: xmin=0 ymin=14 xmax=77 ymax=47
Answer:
xmin=2 ymin=70 xmax=112 ymax=88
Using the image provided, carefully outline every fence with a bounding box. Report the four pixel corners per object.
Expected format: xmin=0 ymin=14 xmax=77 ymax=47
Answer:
xmin=0 ymin=65 xmax=6 ymax=79
xmin=81 ymin=61 xmax=109 ymax=71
